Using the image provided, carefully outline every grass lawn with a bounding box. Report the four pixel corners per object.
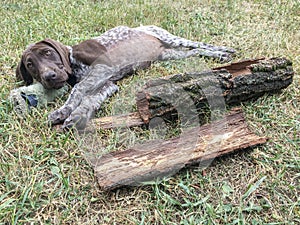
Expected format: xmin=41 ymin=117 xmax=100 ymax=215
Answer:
xmin=0 ymin=0 xmax=299 ymax=224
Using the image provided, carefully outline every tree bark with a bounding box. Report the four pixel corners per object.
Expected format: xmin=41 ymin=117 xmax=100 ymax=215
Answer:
xmin=136 ymin=57 xmax=294 ymax=123
xmin=93 ymin=108 xmax=267 ymax=190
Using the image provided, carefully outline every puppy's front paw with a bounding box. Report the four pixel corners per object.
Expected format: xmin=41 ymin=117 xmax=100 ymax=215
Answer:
xmin=48 ymin=106 xmax=72 ymax=125
xmin=219 ymin=53 xmax=233 ymax=63
xmin=62 ymin=114 xmax=89 ymax=131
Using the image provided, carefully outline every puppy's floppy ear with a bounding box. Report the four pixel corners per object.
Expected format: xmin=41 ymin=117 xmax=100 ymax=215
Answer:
xmin=72 ymin=39 xmax=108 ymax=66
xmin=41 ymin=38 xmax=72 ymax=75
xmin=16 ymin=58 xmax=33 ymax=85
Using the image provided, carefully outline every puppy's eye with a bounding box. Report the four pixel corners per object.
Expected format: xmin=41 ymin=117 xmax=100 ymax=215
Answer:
xmin=27 ymin=62 xmax=33 ymax=68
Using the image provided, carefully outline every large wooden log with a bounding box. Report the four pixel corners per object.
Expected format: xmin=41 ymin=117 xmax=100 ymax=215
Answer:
xmin=94 ymin=57 xmax=293 ymax=129
xmin=93 ymin=108 xmax=267 ymax=190
xmin=136 ymin=57 xmax=294 ymax=123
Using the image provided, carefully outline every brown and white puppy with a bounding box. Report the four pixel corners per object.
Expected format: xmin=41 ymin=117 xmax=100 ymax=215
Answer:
xmin=16 ymin=39 xmax=71 ymax=89
xmin=16 ymin=25 xmax=235 ymax=130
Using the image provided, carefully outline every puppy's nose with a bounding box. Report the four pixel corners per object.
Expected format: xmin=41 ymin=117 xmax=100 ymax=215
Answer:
xmin=44 ymin=71 xmax=57 ymax=81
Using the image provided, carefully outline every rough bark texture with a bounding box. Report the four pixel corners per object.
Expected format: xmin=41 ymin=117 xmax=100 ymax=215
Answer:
xmin=136 ymin=57 xmax=294 ymax=123
xmin=94 ymin=108 xmax=267 ymax=190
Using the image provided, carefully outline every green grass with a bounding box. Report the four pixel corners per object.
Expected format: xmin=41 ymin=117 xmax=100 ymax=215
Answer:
xmin=0 ymin=0 xmax=299 ymax=224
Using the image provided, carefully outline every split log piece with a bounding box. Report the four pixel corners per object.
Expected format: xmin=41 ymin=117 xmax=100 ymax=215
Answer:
xmin=96 ymin=112 xmax=144 ymax=129
xmin=93 ymin=108 xmax=267 ymax=190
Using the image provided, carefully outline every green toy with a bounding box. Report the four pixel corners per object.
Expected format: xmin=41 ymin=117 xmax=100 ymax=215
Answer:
xmin=9 ymin=82 xmax=69 ymax=116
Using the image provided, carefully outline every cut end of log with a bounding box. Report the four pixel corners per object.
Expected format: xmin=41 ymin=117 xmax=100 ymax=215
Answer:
xmin=136 ymin=91 xmax=151 ymax=124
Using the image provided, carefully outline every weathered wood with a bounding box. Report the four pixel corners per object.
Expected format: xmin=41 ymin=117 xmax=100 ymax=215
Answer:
xmin=93 ymin=108 xmax=267 ymax=190
xmin=136 ymin=57 xmax=294 ymax=123
xmin=96 ymin=112 xmax=143 ymax=129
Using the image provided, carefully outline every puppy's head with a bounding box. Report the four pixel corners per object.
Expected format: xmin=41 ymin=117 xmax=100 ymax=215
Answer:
xmin=16 ymin=38 xmax=72 ymax=89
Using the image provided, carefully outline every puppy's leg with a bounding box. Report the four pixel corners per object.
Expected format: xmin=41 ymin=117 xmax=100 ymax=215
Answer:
xmin=62 ymin=81 xmax=119 ymax=130
xmin=160 ymin=48 xmax=232 ymax=63
xmin=135 ymin=25 xmax=235 ymax=57
xmin=48 ymin=64 xmax=116 ymax=125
